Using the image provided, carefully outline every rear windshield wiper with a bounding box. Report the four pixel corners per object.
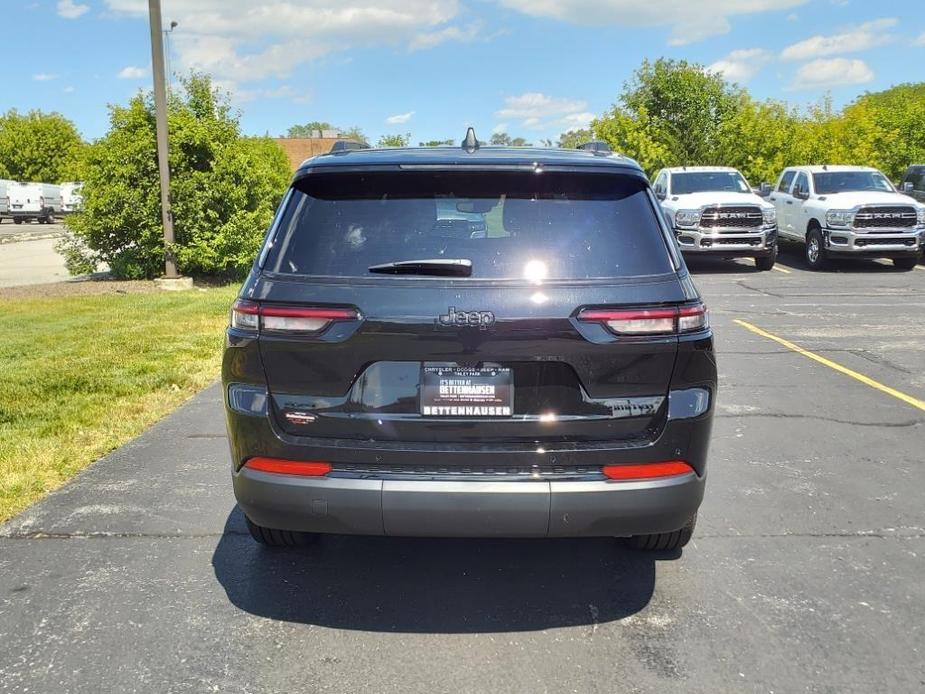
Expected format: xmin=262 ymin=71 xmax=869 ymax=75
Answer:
xmin=368 ymin=258 xmax=473 ymax=277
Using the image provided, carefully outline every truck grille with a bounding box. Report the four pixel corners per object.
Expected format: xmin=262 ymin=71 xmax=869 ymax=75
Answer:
xmin=853 ymin=206 xmax=917 ymax=230
xmin=699 ymin=206 xmax=763 ymax=231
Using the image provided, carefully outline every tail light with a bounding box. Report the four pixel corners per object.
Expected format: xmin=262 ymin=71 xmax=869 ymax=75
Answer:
xmin=578 ymin=303 xmax=708 ymax=336
xmin=244 ymin=457 xmax=332 ymax=477
xmin=602 ymin=461 xmax=693 ymax=480
xmin=230 ymin=300 xmax=359 ymax=334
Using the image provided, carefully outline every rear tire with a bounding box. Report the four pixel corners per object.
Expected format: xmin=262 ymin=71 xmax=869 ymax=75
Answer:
xmin=13 ymin=218 xmax=23 ymax=225
xmin=244 ymin=515 xmax=317 ymax=547
xmin=755 ymin=245 xmax=778 ymax=271
xmin=627 ymin=514 xmax=696 ymax=551
xmin=804 ymin=228 xmax=827 ymax=270
xmin=893 ymin=256 xmax=920 ymax=271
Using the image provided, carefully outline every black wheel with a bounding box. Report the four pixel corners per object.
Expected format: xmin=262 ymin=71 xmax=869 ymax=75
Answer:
xmin=627 ymin=514 xmax=697 ymax=551
xmin=893 ymin=256 xmax=920 ymax=271
xmin=13 ymin=218 xmax=23 ymax=225
xmin=45 ymin=211 xmax=55 ymax=224
xmin=755 ymin=245 xmax=778 ymax=271
xmin=244 ymin=515 xmax=317 ymax=547
xmin=804 ymin=227 xmax=827 ymax=270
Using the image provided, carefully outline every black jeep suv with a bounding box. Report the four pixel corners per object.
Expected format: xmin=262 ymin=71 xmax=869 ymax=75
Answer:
xmin=223 ymin=133 xmax=716 ymax=551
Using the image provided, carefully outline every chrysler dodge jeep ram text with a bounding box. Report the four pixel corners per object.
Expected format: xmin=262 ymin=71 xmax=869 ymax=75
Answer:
xmin=222 ymin=132 xmax=717 ymax=551
xmin=770 ymin=165 xmax=925 ymax=270
xmin=653 ymin=166 xmax=778 ymax=271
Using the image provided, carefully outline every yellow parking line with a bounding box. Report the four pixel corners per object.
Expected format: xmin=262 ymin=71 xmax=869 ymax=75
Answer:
xmin=771 ymin=265 xmax=791 ymax=274
xmin=734 ymin=319 xmax=925 ymax=412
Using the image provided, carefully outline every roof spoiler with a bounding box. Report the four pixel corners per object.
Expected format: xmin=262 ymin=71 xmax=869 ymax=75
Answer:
xmin=577 ymin=140 xmax=612 ymax=154
xmin=330 ymin=140 xmax=370 ymax=153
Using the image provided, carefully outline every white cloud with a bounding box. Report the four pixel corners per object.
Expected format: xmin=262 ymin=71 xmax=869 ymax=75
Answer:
xmin=386 ymin=111 xmax=415 ymax=124
xmin=491 ymin=122 xmax=509 ymax=134
xmin=707 ymin=48 xmax=774 ymax=83
xmin=57 ymin=0 xmax=89 ymax=19
xmin=914 ymin=32 xmax=925 ymax=47
xmin=496 ymin=0 xmax=805 ymax=45
xmin=33 ymin=73 xmax=58 ymax=81
xmin=117 ymin=65 xmax=146 ymax=79
xmin=559 ymin=112 xmax=595 ymax=130
xmin=781 ymin=18 xmax=896 ymax=61
xmin=409 ymin=23 xmax=482 ymax=51
xmin=786 ymin=13 xmax=799 ymax=22
xmin=496 ymin=92 xmax=593 ymax=132
xmin=105 ymin=0 xmax=462 ymax=84
xmin=63 ymin=86 xmax=76 ymax=93
xmin=790 ymin=58 xmax=874 ymax=90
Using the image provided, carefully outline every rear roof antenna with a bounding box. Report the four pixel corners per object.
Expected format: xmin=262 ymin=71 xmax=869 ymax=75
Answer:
xmin=462 ymin=127 xmax=479 ymax=153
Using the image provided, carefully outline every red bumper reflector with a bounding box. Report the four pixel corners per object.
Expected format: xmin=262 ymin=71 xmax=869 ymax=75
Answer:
xmin=244 ymin=457 xmax=332 ymax=477
xmin=601 ymin=461 xmax=694 ymax=481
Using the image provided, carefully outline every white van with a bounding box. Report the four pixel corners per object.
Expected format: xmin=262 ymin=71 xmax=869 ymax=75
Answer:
xmin=9 ymin=182 xmax=63 ymax=224
xmin=0 ymin=179 xmax=15 ymax=221
xmin=60 ymin=182 xmax=84 ymax=213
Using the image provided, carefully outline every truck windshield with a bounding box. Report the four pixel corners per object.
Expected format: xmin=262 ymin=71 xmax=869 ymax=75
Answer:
xmin=813 ymin=171 xmax=894 ymax=194
xmin=262 ymin=170 xmax=673 ymax=279
xmin=671 ymin=172 xmax=750 ymax=195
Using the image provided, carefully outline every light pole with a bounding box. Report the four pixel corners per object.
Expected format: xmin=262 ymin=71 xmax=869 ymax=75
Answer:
xmin=163 ymin=20 xmax=177 ymax=92
xmin=147 ymin=0 xmax=178 ymax=279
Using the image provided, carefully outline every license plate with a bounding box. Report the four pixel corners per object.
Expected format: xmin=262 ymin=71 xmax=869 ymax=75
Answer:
xmin=421 ymin=366 xmax=513 ymax=417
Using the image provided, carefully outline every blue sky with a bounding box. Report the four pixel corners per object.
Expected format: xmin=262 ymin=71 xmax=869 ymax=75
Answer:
xmin=5 ymin=1 xmax=925 ymax=144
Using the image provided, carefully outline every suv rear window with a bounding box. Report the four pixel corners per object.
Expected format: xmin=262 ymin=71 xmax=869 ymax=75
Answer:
xmin=262 ymin=171 xmax=673 ymax=279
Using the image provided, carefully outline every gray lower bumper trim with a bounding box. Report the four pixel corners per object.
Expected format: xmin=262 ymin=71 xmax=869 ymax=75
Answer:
xmin=234 ymin=469 xmax=705 ymax=538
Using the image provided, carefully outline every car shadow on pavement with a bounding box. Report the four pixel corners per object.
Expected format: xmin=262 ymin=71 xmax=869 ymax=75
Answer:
xmin=212 ymin=506 xmax=667 ymax=633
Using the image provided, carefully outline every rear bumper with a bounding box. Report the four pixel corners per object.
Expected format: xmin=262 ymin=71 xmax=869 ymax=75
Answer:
xmin=225 ymin=384 xmax=713 ymax=538
xmin=823 ymin=227 xmax=924 ymax=255
xmin=234 ymin=467 xmax=705 ymax=538
xmin=676 ymin=225 xmax=776 ymax=256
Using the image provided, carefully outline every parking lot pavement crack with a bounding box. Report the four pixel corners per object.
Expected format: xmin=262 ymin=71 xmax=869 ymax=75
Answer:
xmin=714 ymin=413 xmax=923 ymax=428
xmin=734 ymin=280 xmax=784 ymax=298
xmin=847 ymin=349 xmax=914 ymax=375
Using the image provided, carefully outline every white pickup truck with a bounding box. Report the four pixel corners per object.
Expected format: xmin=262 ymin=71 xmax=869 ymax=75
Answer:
xmin=768 ymin=165 xmax=925 ymax=270
xmin=8 ymin=182 xmax=64 ymax=224
xmin=653 ymin=166 xmax=778 ymax=271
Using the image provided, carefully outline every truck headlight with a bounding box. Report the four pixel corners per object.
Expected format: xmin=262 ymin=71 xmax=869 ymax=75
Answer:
xmin=917 ymin=207 xmax=925 ymax=226
xmin=762 ymin=208 xmax=776 ymax=225
xmin=825 ymin=210 xmax=852 ymax=228
xmin=675 ymin=210 xmax=701 ymax=229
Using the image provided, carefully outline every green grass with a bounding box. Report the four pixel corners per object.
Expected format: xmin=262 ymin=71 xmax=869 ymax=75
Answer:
xmin=0 ymin=285 xmax=239 ymax=522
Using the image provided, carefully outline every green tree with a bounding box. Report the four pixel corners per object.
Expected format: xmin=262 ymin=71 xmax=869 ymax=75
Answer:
xmin=838 ymin=84 xmax=925 ymax=180
xmin=340 ymin=126 xmax=367 ymax=143
xmin=0 ymin=109 xmax=84 ymax=182
xmin=593 ymin=58 xmax=745 ymax=174
xmin=62 ymin=74 xmax=291 ymax=280
xmin=419 ymin=139 xmax=455 ymax=147
xmin=285 ymin=121 xmax=333 ymax=137
xmin=714 ymin=96 xmax=802 ymax=185
xmin=511 ymin=137 xmax=532 ymax=147
xmin=557 ymin=129 xmax=592 ymax=149
xmin=284 ymin=122 xmax=366 ymax=143
xmin=490 ymin=132 xmax=512 ymax=146
xmin=377 ymin=132 xmax=410 ymax=147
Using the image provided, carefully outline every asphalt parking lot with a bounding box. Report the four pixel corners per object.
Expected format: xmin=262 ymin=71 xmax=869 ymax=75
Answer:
xmin=1 ymin=248 xmax=924 ymax=693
